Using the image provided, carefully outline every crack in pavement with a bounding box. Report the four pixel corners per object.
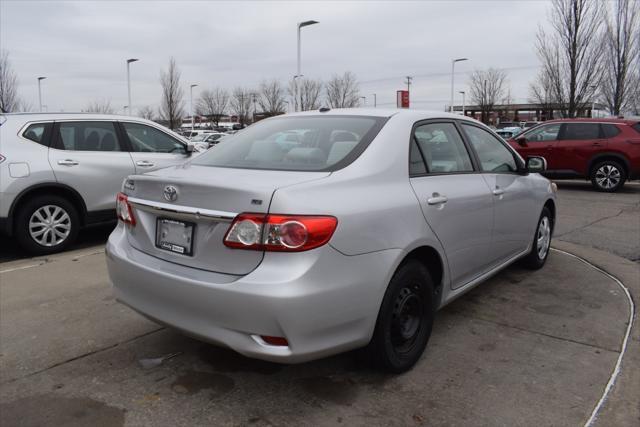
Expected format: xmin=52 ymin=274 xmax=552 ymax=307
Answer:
xmin=1 ymin=326 xmax=165 ymax=386
xmin=555 ymin=209 xmax=625 ymax=238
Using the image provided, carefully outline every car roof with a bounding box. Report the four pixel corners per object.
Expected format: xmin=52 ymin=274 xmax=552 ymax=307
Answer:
xmin=284 ymin=107 xmax=482 ymax=123
xmin=0 ymin=112 xmax=153 ymax=123
xmin=542 ymin=117 xmax=638 ymax=125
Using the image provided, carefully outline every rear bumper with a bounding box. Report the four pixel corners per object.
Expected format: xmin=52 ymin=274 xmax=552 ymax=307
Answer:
xmin=105 ymin=223 xmax=401 ymax=363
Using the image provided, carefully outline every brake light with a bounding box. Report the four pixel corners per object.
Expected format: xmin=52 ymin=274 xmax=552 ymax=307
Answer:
xmin=116 ymin=192 xmax=136 ymax=225
xmin=224 ymin=213 xmax=337 ymax=252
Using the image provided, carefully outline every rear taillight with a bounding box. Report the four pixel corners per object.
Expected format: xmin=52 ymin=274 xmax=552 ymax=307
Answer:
xmin=224 ymin=213 xmax=337 ymax=252
xmin=116 ymin=192 xmax=136 ymax=225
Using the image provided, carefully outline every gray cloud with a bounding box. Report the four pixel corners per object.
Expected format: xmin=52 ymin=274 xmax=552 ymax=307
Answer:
xmin=1 ymin=0 xmax=550 ymax=113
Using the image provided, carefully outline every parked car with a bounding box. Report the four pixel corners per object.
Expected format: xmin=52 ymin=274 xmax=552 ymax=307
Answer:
xmin=523 ymin=121 xmax=540 ymax=129
xmin=496 ymin=121 xmax=521 ymax=129
xmin=106 ymin=109 xmax=556 ymax=372
xmin=191 ymin=132 xmax=227 ymax=148
xmin=508 ymin=118 xmax=640 ymax=192
xmin=496 ymin=127 xmax=522 ymax=140
xmin=0 ymin=113 xmax=199 ymax=254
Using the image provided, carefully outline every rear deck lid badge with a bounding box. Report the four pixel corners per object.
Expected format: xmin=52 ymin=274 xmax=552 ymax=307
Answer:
xmin=163 ymin=185 xmax=178 ymax=202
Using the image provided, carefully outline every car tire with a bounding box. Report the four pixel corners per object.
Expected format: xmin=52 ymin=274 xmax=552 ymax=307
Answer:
xmin=590 ymin=160 xmax=627 ymax=192
xmin=14 ymin=195 xmax=79 ymax=255
xmin=521 ymin=206 xmax=553 ymax=270
xmin=363 ymin=259 xmax=435 ymax=373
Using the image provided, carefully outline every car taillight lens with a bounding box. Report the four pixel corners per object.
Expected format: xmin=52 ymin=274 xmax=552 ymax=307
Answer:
xmin=224 ymin=213 xmax=337 ymax=252
xmin=116 ymin=192 xmax=136 ymax=225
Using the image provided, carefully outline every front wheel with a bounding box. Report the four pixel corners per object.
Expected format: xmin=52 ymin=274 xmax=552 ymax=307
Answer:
xmin=590 ymin=160 xmax=626 ymax=192
xmin=521 ymin=206 xmax=553 ymax=270
xmin=14 ymin=195 xmax=80 ymax=255
xmin=363 ymin=259 xmax=435 ymax=373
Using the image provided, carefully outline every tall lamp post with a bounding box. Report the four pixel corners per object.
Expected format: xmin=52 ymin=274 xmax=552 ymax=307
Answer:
xmin=590 ymin=84 xmax=597 ymax=118
xmin=190 ymin=84 xmax=198 ymax=134
xmin=126 ymin=59 xmax=138 ymax=115
xmin=296 ymin=20 xmax=319 ymax=112
xmin=449 ymin=58 xmax=468 ymax=113
xmin=37 ymin=77 xmax=46 ymax=112
xmin=372 ymin=93 xmax=377 ymax=108
xmin=459 ymin=91 xmax=466 ymax=116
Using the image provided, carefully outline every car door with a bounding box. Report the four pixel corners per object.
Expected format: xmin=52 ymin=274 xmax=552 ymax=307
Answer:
xmin=48 ymin=120 xmax=136 ymax=213
xmin=554 ymin=122 xmax=606 ymax=176
xmin=461 ymin=123 xmax=538 ymax=266
xmin=512 ymin=123 xmax=561 ymax=171
xmin=408 ymin=121 xmax=494 ymax=289
xmin=119 ymin=121 xmax=191 ymax=173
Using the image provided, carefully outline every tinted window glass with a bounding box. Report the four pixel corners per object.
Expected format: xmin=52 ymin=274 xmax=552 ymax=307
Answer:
xmin=524 ymin=123 xmax=561 ymax=142
xmin=56 ymin=122 xmax=122 ymax=151
xmin=413 ymin=123 xmax=473 ymax=173
xmin=562 ymin=123 xmax=601 ymax=140
xmin=409 ymin=139 xmax=427 ymax=175
xmin=22 ymin=123 xmax=50 ymax=146
xmin=192 ymin=116 xmax=386 ymax=171
xmin=462 ymin=124 xmax=518 ymax=173
xmin=633 ymin=123 xmax=640 ymax=134
xmin=602 ymin=124 xmax=621 ymax=138
xmin=123 ymin=122 xmax=186 ymax=153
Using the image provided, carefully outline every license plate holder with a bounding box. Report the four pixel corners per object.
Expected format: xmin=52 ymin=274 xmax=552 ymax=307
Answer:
xmin=155 ymin=218 xmax=195 ymax=256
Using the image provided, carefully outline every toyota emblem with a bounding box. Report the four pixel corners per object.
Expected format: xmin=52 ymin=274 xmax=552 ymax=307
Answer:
xmin=163 ymin=185 xmax=178 ymax=202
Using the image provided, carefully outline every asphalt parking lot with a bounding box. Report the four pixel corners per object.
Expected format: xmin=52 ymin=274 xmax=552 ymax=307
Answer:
xmin=0 ymin=181 xmax=638 ymax=426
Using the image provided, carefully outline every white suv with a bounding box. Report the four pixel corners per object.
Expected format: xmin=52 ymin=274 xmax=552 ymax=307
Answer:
xmin=0 ymin=113 xmax=196 ymax=254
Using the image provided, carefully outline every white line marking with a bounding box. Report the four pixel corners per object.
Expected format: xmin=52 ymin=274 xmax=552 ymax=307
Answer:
xmin=0 ymin=262 xmax=46 ymax=274
xmin=551 ymin=248 xmax=635 ymax=427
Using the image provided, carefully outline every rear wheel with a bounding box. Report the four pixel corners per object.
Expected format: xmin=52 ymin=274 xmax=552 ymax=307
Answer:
xmin=15 ymin=195 xmax=79 ymax=255
xmin=364 ymin=259 xmax=435 ymax=373
xmin=590 ymin=160 xmax=626 ymax=192
xmin=521 ymin=206 xmax=553 ymax=270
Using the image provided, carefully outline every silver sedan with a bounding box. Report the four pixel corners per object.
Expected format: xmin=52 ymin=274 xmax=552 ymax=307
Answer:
xmin=106 ymin=109 xmax=556 ymax=372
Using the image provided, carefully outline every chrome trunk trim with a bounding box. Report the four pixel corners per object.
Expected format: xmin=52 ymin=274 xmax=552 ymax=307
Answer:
xmin=128 ymin=197 xmax=237 ymax=222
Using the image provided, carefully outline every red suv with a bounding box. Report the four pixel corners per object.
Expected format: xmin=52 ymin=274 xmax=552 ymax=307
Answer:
xmin=508 ymin=119 xmax=640 ymax=192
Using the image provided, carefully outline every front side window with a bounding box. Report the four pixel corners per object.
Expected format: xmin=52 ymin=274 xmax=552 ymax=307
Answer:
xmin=22 ymin=123 xmax=50 ymax=146
xmin=56 ymin=122 xmax=122 ymax=151
xmin=191 ymin=116 xmax=386 ymax=171
xmin=462 ymin=124 xmax=518 ymax=173
xmin=412 ymin=122 xmax=473 ymax=173
xmin=123 ymin=122 xmax=186 ymax=154
xmin=562 ymin=123 xmax=601 ymax=140
xmin=523 ymin=123 xmax=561 ymax=142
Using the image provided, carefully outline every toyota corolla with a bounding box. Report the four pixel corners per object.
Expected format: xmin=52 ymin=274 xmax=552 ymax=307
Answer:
xmin=106 ymin=109 xmax=556 ymax=372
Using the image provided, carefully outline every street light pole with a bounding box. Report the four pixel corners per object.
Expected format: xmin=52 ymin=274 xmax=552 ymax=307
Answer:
xmin=126 ymin=59 xmax=138 ymax=115
xmin=296 ymin=20 xmax=319 ymax=112
xmin=37 ymin=77 xmax=46 ymax=112
xmin=190 ymin=84 xmax=198 ymax=135
xmin=372 ymin=93 xmax=377 ymax=108
xmin=459 ymin=91 xmax=466 ymax=116
xmin=450 ymin=58 xmax=468 ymax=113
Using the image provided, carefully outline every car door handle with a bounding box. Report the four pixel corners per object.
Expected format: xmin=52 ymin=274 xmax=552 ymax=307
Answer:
xmin=427 ymin=195 xmax=448 ymax=205
xmin=136 ymin=160 xmax=155 ymax=167
xmin=493 ymin=188 xmax=505 ymax=196
xmin=57 ymin=159 xmax=79 ymax=166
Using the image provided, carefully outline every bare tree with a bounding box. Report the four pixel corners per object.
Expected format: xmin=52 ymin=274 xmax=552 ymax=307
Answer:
xmin=536 ymin=0 xmax=605 ymax=118
xmin=325 ymin=71 xmax=360 ymax=108
xmin=529 ymin=71 xmax=560 ymax=119
xmin=197 ymin=87 xmax=229 ymax=126
xmin=258 ymin=79 xmax=286 ymax=116
xmin=468 ymin=68 xmax=508 ymax=124
xmin=288 ymin=77 xmax=323 ymax=111
xmin=83 ymin=98 xmax=115 ymax=114
xmin=16 ymin=98 xmax=34 ymax=112
xmin=138 ymin=105 xmax=155 ymax=120
xmin=0 ymin=50 xmax=19 ymax=113
xmin=230 ymin=87 xmax=253 ymax=126
xmin=601 ymin=0 xmax=639 ymax=115
xmin=159 ymin=57 xmax=185 ymax=130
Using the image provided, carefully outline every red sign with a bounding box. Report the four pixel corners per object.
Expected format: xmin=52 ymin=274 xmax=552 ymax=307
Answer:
xmin=397 ymin=90 xmax=409 ymax=108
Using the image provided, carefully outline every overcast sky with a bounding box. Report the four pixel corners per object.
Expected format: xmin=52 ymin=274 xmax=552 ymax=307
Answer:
xmin=1 ymin=0 xmax=552 ymax=114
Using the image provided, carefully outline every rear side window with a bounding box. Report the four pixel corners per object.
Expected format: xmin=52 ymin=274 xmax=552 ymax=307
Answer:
xmin=412 ymin=122 xmax=473 ymax=174
xmin=602 ymin=124 xmax=621 ymax=138
xmin=22 ymin=123 xmax=51 ymax=146
xmin=561 ymin=123 xmax=601 ymax=140
xmin=632 ymin=123 xmax=640 ymax=134
xmin=55 ymin=122 xmax=122 ymax=151
xmin=192 ymin=116 xmax=386 ymax=172
xmin=122 ymin=122 xmax=186 ymax=154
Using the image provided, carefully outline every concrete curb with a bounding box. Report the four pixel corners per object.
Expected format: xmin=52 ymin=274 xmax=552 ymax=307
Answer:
xmin=552 ymin=241 xmax=640 ymax=427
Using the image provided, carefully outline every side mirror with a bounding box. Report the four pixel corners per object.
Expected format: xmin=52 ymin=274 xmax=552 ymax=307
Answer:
xmin=526 ymin=156 xmax=547 ymax=173
xmin=185 ymin=142 xmax=195 ymax=155
xmin=516 ymin=136 xmax=527 ymax=146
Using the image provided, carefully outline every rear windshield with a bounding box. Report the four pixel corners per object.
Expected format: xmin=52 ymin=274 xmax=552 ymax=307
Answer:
xmin=191 ymin=115 xmax=387 ymax=171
